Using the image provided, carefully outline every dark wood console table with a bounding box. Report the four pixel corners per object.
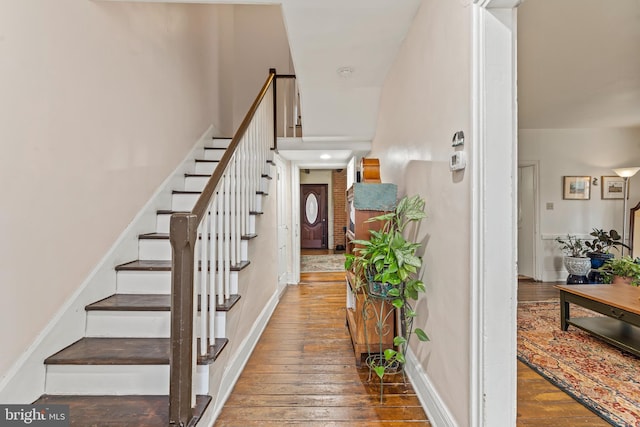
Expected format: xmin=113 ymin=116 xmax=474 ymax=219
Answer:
xmin=555 ymin=283 xmax=640 ymax=357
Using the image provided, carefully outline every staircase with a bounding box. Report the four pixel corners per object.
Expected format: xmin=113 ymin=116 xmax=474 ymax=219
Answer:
xmin=31 ymin=134 xmax=273 ymax=425
xmin=25 ymin=70 xmax=277 ymax=427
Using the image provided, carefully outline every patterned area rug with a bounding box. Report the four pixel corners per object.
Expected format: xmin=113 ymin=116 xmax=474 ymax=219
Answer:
xmin=300 ymin=254 xmax=346 ymax=272
xmin=518 ymin=301 xmax=640 ymax=426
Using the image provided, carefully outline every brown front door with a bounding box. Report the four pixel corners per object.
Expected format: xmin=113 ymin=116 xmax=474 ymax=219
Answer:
xmin=301 ymin=184 xmax=328 ymax=249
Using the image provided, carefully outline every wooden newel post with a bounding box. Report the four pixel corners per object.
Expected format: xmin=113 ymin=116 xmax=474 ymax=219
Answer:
xmin=169 ymin=213 xmax=198 ymax=426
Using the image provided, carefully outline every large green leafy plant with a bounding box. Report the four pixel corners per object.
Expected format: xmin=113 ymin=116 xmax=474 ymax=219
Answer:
xmin=599 ymin=256 xmax=640 ymax=286
xmin=344 ymin=195 xmax=429 ymax=380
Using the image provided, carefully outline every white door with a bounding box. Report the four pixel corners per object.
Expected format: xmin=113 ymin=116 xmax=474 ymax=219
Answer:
xmin=518 ymin=164 xmax=536 ymax=279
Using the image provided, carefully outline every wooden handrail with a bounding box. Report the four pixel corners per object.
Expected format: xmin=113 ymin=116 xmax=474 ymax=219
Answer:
xmin=191 ymin=70 xmax=276 ymax=221
xmin=169 ymin=69 xmax=276 ymax=426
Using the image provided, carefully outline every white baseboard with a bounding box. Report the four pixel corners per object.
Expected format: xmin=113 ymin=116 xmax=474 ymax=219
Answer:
xmin=197 ymin=286 xmax=284 ymax=427
xmin=405 ymin=348 xmax=458 ymax=427
xmin=0 ymin=125 xmax=217 ymax=403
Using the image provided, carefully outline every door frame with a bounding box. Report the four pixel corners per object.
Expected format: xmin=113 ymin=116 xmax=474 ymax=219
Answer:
xmin=471 ymin=1 xmax=522 ymax=425
xmin=518 ymin=160 xmax=541 ymax=280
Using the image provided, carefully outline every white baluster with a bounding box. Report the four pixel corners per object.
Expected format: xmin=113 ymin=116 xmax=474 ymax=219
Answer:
xmin=224 ymin=172 xmax=231 ymax=300
xmin=208 ymin=196 xmax=216 ymax=342
xmin=230 ymin=157 xmax=237 ymax=267
xmin=235 ymin=156 xmax=242 ymax=262
xmin=199 ymin=211 xmax=209 ymax=356
xmin=216 ymin=189 xmax=224 ymax=306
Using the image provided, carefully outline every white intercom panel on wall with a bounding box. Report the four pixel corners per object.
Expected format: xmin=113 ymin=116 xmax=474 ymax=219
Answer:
xmin=450 ymin=151 xmax=466 ymax=171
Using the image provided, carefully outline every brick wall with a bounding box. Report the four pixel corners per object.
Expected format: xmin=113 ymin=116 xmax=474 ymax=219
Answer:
xmin=332 ymin=169 xmax=347 ymax=249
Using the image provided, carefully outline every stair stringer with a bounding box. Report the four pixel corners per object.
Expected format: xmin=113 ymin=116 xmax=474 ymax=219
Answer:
xmin=197 ymin=162 xmax=284 ymax=426
xmin=0 ymin=125 xmax=218 ymax=404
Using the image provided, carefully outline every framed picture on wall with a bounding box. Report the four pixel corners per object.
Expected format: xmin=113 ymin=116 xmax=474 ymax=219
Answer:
xmin=563 ymin=176 xmax=591 ymax=200
xmin=602 ymin=176 xmax=626 ymax=199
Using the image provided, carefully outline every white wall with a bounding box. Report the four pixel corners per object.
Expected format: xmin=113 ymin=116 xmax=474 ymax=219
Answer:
xmin=519 ymin=127 xmax=640 ymax=281
xmin=230 ymin=5 xmax=293 ymax=133
xmin=369 ymin=0 xmax=471 ymax=424
xmin=0 ymin=0 xmax=225 ymax=383
xmin=300 ymin=169 xmax=334 ymax=249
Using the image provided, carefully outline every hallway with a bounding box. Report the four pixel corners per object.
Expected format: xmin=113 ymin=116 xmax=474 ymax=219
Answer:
xmin=215 ymin=271 xmax=429 ymax=425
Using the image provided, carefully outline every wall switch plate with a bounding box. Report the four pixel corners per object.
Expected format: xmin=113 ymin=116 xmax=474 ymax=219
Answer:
xmin=546 ymin=202 xmax=554 ymax=210
xmin=450 ymin=151 xmax=466 ymax=171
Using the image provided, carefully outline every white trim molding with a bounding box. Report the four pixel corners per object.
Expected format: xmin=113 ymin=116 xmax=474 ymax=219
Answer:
xmin=518 ymin=160 xmax=541 ymax=280
xmin=471 ymin=1 xmax=520 ymax=426
xmin=406 ymin=349 xmax=457 ymax=427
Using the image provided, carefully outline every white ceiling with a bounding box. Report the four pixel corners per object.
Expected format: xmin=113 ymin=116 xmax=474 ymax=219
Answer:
xmin=280 ymin=0 xmax=421 ymax=141
xmin=518 ymin=0 xmax=640 ymax=129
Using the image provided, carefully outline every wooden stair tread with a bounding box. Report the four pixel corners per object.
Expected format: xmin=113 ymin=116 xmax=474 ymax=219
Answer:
xmin=172 ymin=189 xmax=265 ymax=197
xmin=45 ymin=338 xmax=172 ymax=365
xmin=33 ymin=394 xmax=211 ymax=427
xmin=86 ymin=294 xmax=170 ymax=311
xmin=139 ymin=232 xmax=258 ymax=241
xmin=116 ymin=259 xmax=250 ymax=272
xmin=157 ymin=209 xmax=189 ymax=215
xmin=172 ymin=190 xmax=201 ymax=194
xmin=86 ymin=293 xmax=241 ymax=312
xmin=116 ymin=260 xmax=171 ymax=271
xmin=45 ymin=337 xmax=224 ymax=365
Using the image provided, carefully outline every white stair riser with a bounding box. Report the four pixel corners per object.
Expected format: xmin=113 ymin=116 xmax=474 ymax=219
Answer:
xmin=45 ymin=365 xmax=208 ymax=395
xmin=204 ymin=149 xmax=225 ymax=161
xmin=139 ymin=238 xmax=249 ymax=262
xmin=117 ymin=271 xmax=171 ymax=294
xmin=86 ymin=311 xmax=171 ymax=338
xmin=158 ymin=212 xmax=257 ymax=235
xmin=195 ymin=162 xmax=218 ymax=175
xmin=156 ymin=214 xmax=171 ymax=234
xmin=116 ymin=270 xmax=238 ymax=296
xmin=172 ymin=193 xmax=199 ymax=211
xmin=209 ymin=139 xmax=231 ymax=149
xmin=171 ymin=190 xmax=265 ymax=215
xmin=86 ymin=311 xmax=228 ymax=339
xmin=185 ymin=176 xmax=211 ymax=192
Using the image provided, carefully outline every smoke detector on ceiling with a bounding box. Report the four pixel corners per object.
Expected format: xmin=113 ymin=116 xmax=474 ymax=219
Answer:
xmin=336 ymin=66 xmax=354 ymax=78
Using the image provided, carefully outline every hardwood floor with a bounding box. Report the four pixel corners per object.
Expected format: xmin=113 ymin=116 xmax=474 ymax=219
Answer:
xmin=215 ymin=271 xmax=430 ymax=426
xmin=216 ymin=274 xmax=609 ymax=425
xmin=517 ymin=281 xmax=609 ymax=426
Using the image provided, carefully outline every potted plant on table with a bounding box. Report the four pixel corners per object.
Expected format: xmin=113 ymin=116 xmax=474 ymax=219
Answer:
xmin=599 ymin=256 xmax=640 ymax=287
xmin=555 ymin=234 xmax=591 ymax=284
xmin=344 ymin=195 xmax=429 ymax=382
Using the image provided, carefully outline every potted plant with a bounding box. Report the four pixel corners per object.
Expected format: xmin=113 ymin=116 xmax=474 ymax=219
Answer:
xmin=599 ymin=256 xmax=640 ymax=287
xmin=344 ymin=195 xmax=429 ymax=382
xmin=584 ymin=228 xmax=629 ymax=266
xmin=555 ymin=234 xmax=591 ymax=284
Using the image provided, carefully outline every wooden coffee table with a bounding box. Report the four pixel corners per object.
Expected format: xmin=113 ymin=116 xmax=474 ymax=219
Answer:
xmin=555 ymin=282 xmax=640 ymax=357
